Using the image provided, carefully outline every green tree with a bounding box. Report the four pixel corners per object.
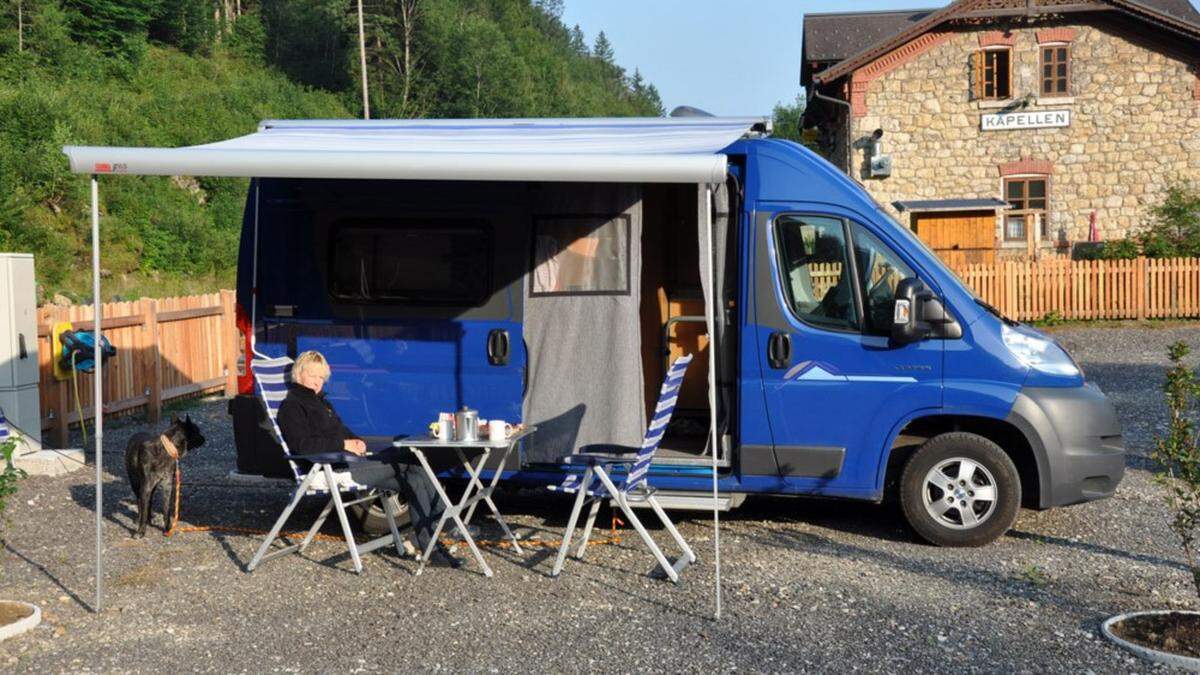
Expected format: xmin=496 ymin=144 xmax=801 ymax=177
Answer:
xmin=568 ymin=23 xmax=585 ymax=55
xmin=261 ymin=0 xmax=351 ymax=92
xmin=150 ymin=0 xmax=215 ymax=55
xmin=62 ymin=0 xmax=155 ymax=59
xmin=592 ymin=30 xmax=612 ymax=63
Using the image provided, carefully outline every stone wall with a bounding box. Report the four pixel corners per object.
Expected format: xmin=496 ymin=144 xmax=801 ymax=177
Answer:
xmin=846 ymin=20 xmax=1200 ymax=248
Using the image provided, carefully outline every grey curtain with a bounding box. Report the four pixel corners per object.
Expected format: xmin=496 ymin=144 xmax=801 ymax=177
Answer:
xmin=698 ymin=182 xmax=733 ymax=449
xmin=522 ymin=184 xmax=645 ymax=463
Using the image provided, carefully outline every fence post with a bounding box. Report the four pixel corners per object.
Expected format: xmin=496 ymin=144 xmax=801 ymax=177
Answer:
xmin=1136 ymin=257 xmax=1147 ymax=321
xmin=220 ymin=289 xmax=237 ymax=397
xmin=142 ymin=298 xmax=162 ymax=423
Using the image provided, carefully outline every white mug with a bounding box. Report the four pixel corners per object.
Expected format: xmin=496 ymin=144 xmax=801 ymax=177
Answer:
xmin=488 ymin=419 xmax=513 ymax=441
xmin=436 ymin=412 xmax=454 ymax=442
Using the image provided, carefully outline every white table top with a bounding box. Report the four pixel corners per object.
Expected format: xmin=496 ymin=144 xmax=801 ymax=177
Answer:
xmin=392 ymin=426 xmax=537 ymax=450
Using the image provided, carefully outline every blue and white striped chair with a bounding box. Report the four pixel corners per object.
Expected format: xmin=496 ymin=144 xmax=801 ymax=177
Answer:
xmin=247 ymin=354 xmax=409 ymax=574
xmin=550 ymin=354 xmax=697 ymax=583
xmin=0 ymin=407 xmax=10 ymax=442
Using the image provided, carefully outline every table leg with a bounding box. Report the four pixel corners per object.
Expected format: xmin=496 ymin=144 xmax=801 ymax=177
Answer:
xmin=409 ymin=446 xmax=494 ymax=578
xmin=461 ymin=444 xmax=523 ymax=554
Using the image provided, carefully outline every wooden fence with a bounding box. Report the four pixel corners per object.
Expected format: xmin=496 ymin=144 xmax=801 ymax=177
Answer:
xmin=803 ymin=257 xmax=1200 ymax=322
xmin=37 ymin=290 xmax=238 ymax=447
xmin=951 ymin=257 xmax=1200 ymax=322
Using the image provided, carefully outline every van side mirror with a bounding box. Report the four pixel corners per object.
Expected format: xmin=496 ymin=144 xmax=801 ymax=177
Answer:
xmin=891 ymin=278 xmax=962 ymax=344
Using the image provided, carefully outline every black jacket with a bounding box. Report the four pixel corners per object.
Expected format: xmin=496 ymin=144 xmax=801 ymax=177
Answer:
xmin=276 ymin=382 xmax=359 ymax=456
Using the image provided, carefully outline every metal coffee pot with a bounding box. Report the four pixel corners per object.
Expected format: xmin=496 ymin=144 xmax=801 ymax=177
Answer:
xmin=454 ymin=406 xmax=480 ymax=442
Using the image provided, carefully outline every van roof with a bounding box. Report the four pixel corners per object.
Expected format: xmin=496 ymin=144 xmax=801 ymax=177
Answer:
xmin=63 ymin=116 xmax=771 ymax=185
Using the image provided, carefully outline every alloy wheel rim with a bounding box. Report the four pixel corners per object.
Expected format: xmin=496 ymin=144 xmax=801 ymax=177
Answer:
xmin=921 ymin=457 xmax=998 ymax=530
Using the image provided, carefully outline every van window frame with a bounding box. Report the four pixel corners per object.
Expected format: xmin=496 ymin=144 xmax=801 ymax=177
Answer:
xmin=770 ymin=213 xmax=865 ymax=335
xmin=326 ymin=217 xmax=495 ymax=307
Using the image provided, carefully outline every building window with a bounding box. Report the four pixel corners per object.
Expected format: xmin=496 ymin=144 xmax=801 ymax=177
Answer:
xmin=1003 ymin=177 xmax=1049 ymax=241
xmin=1041 ymin=44 xmax=1070 ymax=95
xmin=973 ymin=48 xmax=1011 ymax=100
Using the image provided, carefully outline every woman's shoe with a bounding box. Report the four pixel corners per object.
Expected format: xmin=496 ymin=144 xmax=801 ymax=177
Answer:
xmin=429 ymin=544 xmax=463 ymax=569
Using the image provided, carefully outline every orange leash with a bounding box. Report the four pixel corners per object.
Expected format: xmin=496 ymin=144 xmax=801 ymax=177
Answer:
xmin=165 ymin=477 xmax=628 ymax=549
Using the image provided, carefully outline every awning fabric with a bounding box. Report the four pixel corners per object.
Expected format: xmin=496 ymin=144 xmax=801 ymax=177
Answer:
xmin=62 ymin=117 xmax=769 ymax=184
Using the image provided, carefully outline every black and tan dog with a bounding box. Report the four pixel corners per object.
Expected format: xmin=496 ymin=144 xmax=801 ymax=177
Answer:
xmin=124 ymin=415 xmax=205 ymax=538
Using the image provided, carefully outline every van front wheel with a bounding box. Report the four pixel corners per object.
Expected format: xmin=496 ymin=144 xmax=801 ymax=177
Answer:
xmin=899 ymin=432 xmax=1020 ymax=547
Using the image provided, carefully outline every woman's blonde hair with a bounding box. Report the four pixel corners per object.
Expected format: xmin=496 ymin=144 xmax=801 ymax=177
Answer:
xmin=292 ymin=351 xmax=331 ymax=383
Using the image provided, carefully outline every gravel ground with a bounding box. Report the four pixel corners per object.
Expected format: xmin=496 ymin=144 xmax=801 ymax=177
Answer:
xmin=2 ymin=324 xmax=1200 ymax=673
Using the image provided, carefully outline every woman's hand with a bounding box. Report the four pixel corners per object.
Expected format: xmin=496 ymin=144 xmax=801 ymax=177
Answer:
xmin=343 ymin=439 xmax=368 ymax=456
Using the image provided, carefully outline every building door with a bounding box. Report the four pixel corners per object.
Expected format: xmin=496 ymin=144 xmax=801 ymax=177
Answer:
xmin=912 ymin=210 xmax=996 ymax=265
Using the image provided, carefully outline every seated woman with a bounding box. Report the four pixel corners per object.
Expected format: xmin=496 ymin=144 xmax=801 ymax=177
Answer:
xmin=276 ymin=350 xmax=461 ymax=567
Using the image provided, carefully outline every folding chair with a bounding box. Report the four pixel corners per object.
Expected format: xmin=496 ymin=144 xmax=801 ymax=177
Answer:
xmin=247 ymin=354 xmax=409 ymax=574
xmin=0 ymin=407 xmax=9 ymax=442
xmin=549 ymin=354 xmax=697 ymax=583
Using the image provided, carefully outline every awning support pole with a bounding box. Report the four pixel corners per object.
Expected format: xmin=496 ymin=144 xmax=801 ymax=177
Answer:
xmin=91 ymin=175 xmax=104 ymax=613
xmin=705 ymin=184 xmax=721 ymax=620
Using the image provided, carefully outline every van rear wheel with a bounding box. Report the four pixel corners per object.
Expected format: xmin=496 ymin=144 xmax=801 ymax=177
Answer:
xmin=899 ymin=432 xmax=1020 ymax=547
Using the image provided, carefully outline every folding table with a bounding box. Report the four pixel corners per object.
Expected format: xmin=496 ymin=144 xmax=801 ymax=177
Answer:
xmin=393 ymin=426 xmax=535 ymax=577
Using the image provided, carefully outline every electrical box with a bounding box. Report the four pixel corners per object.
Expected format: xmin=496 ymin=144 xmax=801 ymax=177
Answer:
xmin=0 ymin=253 xmax=41 ymax=445
xmin=869 ymin=154 xmax=893 ymax=178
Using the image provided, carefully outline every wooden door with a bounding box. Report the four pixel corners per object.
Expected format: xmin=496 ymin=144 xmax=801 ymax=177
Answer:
xmin=912 ymin=210 xmax=997 ymax=266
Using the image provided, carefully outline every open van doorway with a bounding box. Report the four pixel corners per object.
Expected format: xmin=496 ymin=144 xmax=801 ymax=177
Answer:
xmin=641 ymin=182 xmax=735 ymax=467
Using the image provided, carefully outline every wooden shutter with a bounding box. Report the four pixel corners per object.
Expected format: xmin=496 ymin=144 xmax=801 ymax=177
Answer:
xmin=971 ymin=50 xmax=983 ymax=100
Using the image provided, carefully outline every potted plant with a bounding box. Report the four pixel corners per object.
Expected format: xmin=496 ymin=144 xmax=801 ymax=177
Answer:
xmin=1103 ymin=341 xmax=1200 ymax=668
xmin=0 ymin=434 xmax=40 ymax=643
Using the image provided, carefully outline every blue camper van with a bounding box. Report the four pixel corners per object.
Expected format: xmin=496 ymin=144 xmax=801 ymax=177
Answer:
xmin=227 ymin=117 xmax=1124 ymax=547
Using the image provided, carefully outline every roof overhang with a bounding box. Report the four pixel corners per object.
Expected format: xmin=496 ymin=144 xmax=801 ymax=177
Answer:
xmin=894 ymin=198 xmax=1011 ymax=212
xmin=811 ymin=0 xmax=1200 ymax=86
xmin=62 ymin=117 xmax=770 ymax=184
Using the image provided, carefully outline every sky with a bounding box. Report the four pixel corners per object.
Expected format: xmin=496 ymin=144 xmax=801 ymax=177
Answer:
xmin=561 ymin=0 xmax=1200 ymax=117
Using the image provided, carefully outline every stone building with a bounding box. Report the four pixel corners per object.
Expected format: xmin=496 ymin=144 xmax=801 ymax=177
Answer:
xmin=801 ymin=0 xmax=1200 ymax=262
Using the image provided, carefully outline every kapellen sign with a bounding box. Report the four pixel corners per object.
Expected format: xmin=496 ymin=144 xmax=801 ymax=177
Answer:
xmin=981 ymin=109 xmax=1071 ymax=131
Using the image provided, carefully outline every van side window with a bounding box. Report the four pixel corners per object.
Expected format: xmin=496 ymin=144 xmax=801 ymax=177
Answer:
xmin=330 ymin=220 xmax=492 ymax=305
xmin=850 ymin=222 xmax=914 ymax=335
xmin=774 ymin=215 xmax=859 ymax=331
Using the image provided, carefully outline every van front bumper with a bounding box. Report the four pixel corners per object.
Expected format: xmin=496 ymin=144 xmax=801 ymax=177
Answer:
xmin=1006 ymin=383 xmax=1125 ymax=509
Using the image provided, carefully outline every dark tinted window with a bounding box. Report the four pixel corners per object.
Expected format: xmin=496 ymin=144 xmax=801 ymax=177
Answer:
xmin=775 ymin=215 xmax=859 ymax=331
xmin=330 ymin=220 xmax=491 ymax=305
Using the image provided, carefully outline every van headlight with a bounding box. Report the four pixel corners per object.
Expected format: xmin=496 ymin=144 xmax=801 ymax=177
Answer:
xmin=1001 ymin=324 xmax=1080 ymax=376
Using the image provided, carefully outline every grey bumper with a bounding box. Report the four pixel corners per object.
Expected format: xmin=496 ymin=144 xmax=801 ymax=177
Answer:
xmin=1006 ymin=383 xmax=1125 ymax=509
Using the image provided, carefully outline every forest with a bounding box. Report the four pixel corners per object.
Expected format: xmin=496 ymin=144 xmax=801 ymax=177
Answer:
xmin=0 ymin=0 xmax=671 ymax=298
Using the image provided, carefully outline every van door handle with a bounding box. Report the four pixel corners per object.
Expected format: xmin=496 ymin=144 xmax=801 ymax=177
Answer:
xmin=18 ymin=333 xmax=27 ymax=359
xmin=487 ymin=329 xmax=510 ymax=366
xmin=768 ymin=332 xmax=791 ymax=369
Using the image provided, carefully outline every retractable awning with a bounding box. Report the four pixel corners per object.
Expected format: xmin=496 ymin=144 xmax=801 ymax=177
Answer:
xmin=63 ymin=116 xmax=769 ymax=183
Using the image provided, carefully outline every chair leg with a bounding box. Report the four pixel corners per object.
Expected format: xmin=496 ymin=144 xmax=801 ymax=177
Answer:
xmin=298 ymin=495 xmax=336 ymax=554
xmin=551 ymin=466 xmax=592 ymax=577
xmin=573 ymin=499 xmax=601 ymax=560
xmin=325 ymin=465 xmax=363 ymax=575
xmin=595 ymin=469 xmax=678 ymax=583
xmin=647 ymin=494 xmax=695 ymax=564
xmin=248 ymin=465 xmax=319 ymax=572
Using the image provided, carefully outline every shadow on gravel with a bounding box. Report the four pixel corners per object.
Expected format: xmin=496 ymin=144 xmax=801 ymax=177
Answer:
xmin=3 ymin=542 xmax=93 ymax=612
xmin=1007 ymin=529 xmax=1187 ymax=573
xmin=738 ymin=525 xmax=1103 ymax=615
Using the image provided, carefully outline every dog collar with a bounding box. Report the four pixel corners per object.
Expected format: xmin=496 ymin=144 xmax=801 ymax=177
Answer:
xmin=160 ymin=434 xmax=180 ymax=461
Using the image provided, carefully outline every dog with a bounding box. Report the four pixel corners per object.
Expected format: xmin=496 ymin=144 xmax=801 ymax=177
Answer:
xmin=124 ymin=415 xmax=205 ymax=538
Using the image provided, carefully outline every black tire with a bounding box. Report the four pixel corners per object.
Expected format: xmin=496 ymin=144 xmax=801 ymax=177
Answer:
xmin=899 ymin=432 xmax=1021 ymax=547
xmin=351 ymin=494 xmax=411 ymax=535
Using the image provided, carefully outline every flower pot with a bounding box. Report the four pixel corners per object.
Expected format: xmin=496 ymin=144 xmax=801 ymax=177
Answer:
xmin=1102 ymin=610 xmax=1200 ymax=671
xmin=0 ymin=600 xmax=41 ymax=642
